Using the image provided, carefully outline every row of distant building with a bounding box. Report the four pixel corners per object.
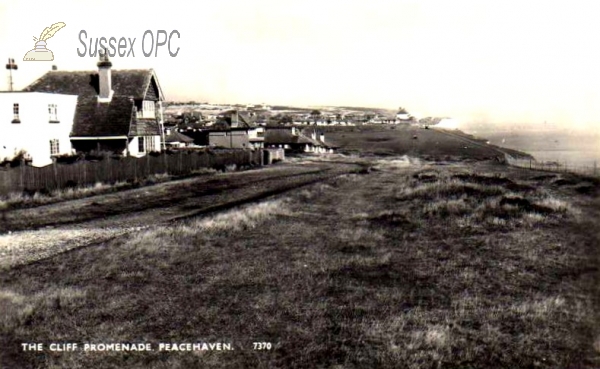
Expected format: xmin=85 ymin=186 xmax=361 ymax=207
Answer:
xmin=163 ymin=105 xmax=412 ymax=127
xmin=0 ymin=54 xmax=333 ymax=167
xmin=164 ymin=110 xmax=335 ymax=154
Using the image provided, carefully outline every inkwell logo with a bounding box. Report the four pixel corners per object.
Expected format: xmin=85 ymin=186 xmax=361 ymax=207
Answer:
xmin=23 ymin=22 xmax=66 ymax=61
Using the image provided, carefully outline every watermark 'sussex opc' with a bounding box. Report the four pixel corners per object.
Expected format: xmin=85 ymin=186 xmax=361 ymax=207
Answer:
xmin=77 ymin=30 xmax=180 ymax=57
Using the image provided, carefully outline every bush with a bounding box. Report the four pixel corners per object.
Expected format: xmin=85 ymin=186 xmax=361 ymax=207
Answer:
xmin=0 ymin=150 xmax=32 ymax=168
xmin=54 ymin=153 xmax=83 ymax=164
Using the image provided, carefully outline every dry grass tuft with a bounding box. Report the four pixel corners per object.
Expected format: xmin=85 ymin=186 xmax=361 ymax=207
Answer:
xmin=394 ymin=170 xmax=580 ymax=232
xmin=373 ymin=156 xmax=414 ymax=170
xmin=337 ymin=227 xmax=386 ymax=245
xmin=126 ymin=198 xmax=292 ymax=253
xmin=422 ymin=198 xmax=470 ymax=217
xmin=396 ymin=179 xmax=506 ymax=202
xmin=510 ymin=296 xmax=566 ymax=318
xmin=188 ymin=199 xmax=290 ymax=233
xmin=410 ymin=325 xmax=451 ymax=350
xmin=0 ymin=181 xmax=129 ymax=208
xmin=536 ymin=197 xmax=579 ymax=215
xmin=0 ymin=287 xmax=86 ymax=330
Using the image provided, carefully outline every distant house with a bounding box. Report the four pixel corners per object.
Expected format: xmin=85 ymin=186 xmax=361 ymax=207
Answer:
xmin=396 ymin=107 xmax=413 ymax=122
xmin=264 ymin=126 xmax=334 ymax=154
xmin=164 ymin=129 xmax=195 ymax=148
xmin=21 ymin=52 xmax=165 ymax=161
xmin=204 ymin=110 xmax=264 ymax=149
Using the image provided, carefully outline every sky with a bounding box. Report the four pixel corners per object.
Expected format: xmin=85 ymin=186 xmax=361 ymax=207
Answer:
xmin=1 ymin=0 xmax=600 ymax=132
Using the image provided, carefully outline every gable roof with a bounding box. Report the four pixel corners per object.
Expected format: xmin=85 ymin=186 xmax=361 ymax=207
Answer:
xmin=265 ymin=127 xmax=331 ymax=148
xmin=23 ymin=69 xmax=163 ymax=137
xmin=69 ymin=95 xmax=135 ymax=136
xmin=165 ymin=131 xmax=194 ymax=143
xmin=215 ymin=110 xmax=257 ymax=129
xmin=24 ymin=70 xmax=159 ymax=99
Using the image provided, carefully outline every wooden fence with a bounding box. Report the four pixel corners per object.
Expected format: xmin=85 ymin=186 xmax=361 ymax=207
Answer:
xmin=505 ymin=154 xmax=599 ymax=177
xmin=0 ymin=149 xmax=263 ymax=196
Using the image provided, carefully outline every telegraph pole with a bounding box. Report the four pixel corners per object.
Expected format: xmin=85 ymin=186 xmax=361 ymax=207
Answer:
xmin=5 ymin=58 xmax=18 ymax=91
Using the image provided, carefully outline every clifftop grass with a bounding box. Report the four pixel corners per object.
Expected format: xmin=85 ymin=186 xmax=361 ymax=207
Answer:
xmin=0 ymin=159 xmax=598 ymax=368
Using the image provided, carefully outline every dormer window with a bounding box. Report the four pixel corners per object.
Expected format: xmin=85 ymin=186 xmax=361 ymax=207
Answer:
xmin=48 ymin=104 xmax=59 ymax=122
xmin=139 ymin=100 xmax=156 ymax=119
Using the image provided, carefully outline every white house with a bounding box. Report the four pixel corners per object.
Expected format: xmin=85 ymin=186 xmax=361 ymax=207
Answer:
xmin=264 ymin=126 xmax=335 ymax=154
xmin=247 ymin=126 xmax=265 ymax=149
xmin=396 ymin=113 xmax=412 ymax=121
xmin=4 ymin=52 xmax=166 ymax=166
xmin=0 ymin=92 xmax=78 ymax=166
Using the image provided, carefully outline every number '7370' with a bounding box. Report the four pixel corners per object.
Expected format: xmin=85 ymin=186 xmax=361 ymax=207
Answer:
xmin=253 ymin=342 xmax=272 ymax=350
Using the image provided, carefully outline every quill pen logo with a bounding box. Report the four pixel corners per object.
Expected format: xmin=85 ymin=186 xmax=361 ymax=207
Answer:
xmin=23 ymin=22 xmax=66 ymax=61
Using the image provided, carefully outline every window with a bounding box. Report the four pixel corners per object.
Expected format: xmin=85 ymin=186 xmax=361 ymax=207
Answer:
xmin=138 ymin=136 xmax=156 ymax=153
xmin=138 ymin=136 xmax=145 ymax=153
xmin=12 ymin=103 xmax=20 ymax=123
xmin=48 ymin=104 xmax=58 ymax=122
xmin=50 ymin=139 xmax=60 ymax=155
xmin=147 ymin=136 xmax=156 ymax=152
xmin=140 ymin=101 xmax=156 ymax=119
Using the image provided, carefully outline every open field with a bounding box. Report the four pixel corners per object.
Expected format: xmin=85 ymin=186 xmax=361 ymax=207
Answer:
xmin=1 ymin=156 xmax=598 ymax=368
xmin=322 ymin=125 xmax=531 ymax=160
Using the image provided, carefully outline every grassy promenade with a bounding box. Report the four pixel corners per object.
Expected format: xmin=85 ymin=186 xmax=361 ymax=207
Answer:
xmin=1 ymin=156 xmax=598 ymax=368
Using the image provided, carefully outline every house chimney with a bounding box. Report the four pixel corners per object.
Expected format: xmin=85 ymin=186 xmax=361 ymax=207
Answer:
xmin=97 ymin=49 xmax=112 ymax=101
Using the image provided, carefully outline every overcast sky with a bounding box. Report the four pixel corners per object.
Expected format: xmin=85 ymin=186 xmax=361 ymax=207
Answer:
xmin=1 ymin=0 xmax=600 ymax=131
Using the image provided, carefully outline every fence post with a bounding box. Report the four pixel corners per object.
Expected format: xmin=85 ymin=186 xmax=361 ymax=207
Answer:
xmin=107 ymin=157 xmax=112 ymax=184
xmin=164 ymin=152 xmax=168 ymax=175
xmin=53 ymin=160 xmax=59 ymax=190
xmin=178 ymin=152 xmax=182 ymax=174
xmin=20 ymin=160 xmax=25 ymax=192
xmin=81 ymin=161 xmax=85 ymax=186
xmin=529 ymin=159 xmax=532 ymax=170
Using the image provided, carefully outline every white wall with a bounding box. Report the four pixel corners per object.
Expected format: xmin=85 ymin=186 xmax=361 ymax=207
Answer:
xmin=248 ymin=126 xmax=264 ymax=140
xmin=0 ymin=92 xmax=77 ymax=167
xmin=127 ymin=135 xmax=161 ymax=157
xmin=128 ymin=137 xmax=140 ymax=156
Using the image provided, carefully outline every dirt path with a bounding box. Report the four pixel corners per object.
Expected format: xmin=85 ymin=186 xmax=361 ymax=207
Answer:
xmin=0 ymin=160 xmax=361 ymax=269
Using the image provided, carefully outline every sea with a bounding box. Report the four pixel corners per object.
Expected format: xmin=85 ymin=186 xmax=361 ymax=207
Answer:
xmin=464 ymin=128 xmax=600 ymax=167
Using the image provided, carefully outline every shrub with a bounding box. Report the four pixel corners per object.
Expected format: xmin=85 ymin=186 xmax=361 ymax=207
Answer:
xmin=0 ymin=150 xmax=32 ymax=167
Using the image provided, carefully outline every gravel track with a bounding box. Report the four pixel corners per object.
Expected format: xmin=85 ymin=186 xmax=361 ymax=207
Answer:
xmin=0 ymin=161 xmax=360 ymax=269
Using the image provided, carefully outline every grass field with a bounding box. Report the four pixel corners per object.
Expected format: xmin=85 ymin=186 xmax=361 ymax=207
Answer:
xmin=1 ymin=157 xmax=598 ymax=368
xmin=322 ymin=125 xmax=531 ymax=160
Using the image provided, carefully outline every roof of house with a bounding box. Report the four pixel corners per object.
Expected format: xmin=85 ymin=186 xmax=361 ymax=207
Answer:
xmin=214 ymin=110 xmax=257 ymax=129
xmin=165 ymin=131 xmax=194 ymax=143
xmin=23 ymin=69 xmax=163 ymax=137
xmin=265 ymin=127 xmax=331 ymax=148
